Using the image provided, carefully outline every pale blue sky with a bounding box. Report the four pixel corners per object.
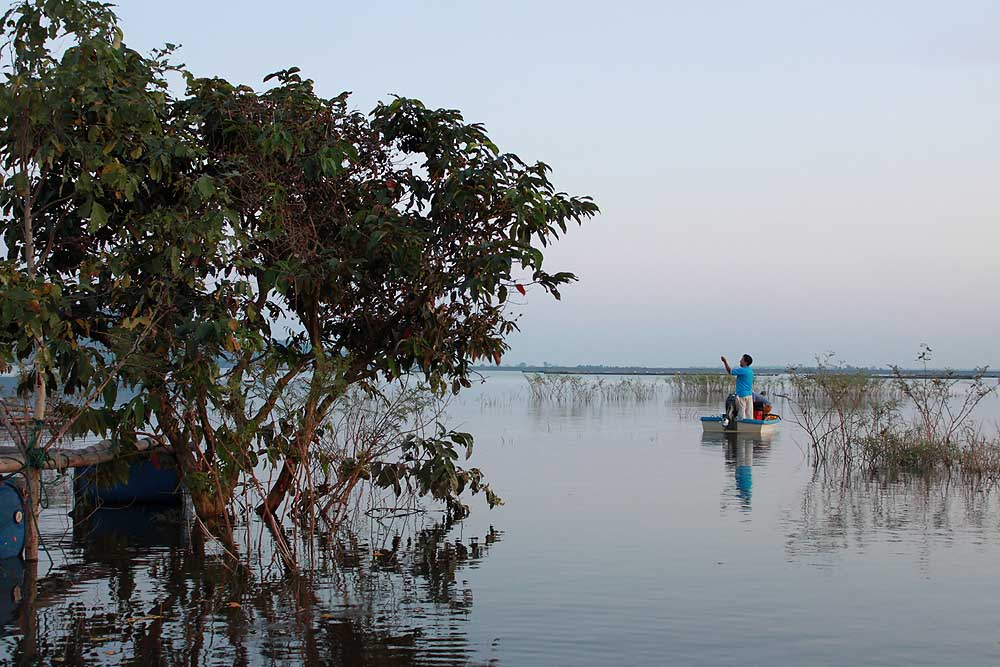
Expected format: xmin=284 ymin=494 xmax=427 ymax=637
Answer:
xmin=118 ymin=1 xmax=1000 ymax=368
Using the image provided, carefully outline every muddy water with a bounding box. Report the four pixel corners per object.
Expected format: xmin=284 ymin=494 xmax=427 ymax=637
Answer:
xmin=2 ymin=372 xmax=1000 ymax=666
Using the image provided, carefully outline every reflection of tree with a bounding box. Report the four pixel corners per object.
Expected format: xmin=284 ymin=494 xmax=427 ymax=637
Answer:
xmin=0 ymin=510 xmax=502 ymax=666
xmin=784 ymin=471 xmax=1000 ymax=566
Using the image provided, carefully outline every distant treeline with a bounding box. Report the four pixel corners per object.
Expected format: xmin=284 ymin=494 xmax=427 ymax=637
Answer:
xmin=473 ymin=365 xmax=1000 ymax=380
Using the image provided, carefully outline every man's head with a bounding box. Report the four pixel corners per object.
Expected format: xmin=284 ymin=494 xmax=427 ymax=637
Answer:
xmin=740 ymin=354 xmax=753 ymax=367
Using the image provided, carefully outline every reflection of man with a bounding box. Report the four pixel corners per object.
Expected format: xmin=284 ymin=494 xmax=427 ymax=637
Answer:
xmin=736 ymin=439 xmax=753 ymax=506
xmin=721 ymin=354 xmax=754 ymax=420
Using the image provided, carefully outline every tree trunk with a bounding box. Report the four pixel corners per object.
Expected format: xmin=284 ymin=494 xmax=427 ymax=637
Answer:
xmin=188 ymin=488 xmax=232 ymax=541
xmin=23 ymin=186 xmax=44 ymax=563
xmin=17 ymin=558 xmax=38 ymax=661
xmin=255 ymin=460 xmax=299 ymax=571
xmin=21 ymin=467 xmax=41 ymax=562
xmin=256 ymin=459 xmax=297 ymax=517
xmin=170 ymin=435 xmax=238 ymax=554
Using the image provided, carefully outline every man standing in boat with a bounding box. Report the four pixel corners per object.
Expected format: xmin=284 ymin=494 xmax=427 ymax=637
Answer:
xmin=721 ymin=354 xmax=754 ymax=420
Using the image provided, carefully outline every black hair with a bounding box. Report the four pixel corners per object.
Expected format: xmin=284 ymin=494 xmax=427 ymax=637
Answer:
xmin=742 ymin=354 xmax=753 ymax=366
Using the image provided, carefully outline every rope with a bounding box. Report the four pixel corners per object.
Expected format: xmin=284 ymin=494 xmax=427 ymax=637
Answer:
xmin=21 ymin=417 xmax=48 ymax=467
xmin=24 ymin=418 xmax=52 ymax=509
xmin=25 ymin=446 xmax=48 ymax=469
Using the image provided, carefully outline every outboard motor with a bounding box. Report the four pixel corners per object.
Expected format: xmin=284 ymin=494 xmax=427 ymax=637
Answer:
xmin=721 ymin=393 xmax=739 ymax=430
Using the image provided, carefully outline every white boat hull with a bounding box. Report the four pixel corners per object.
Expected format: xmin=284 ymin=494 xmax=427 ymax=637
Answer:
xmin=700 ymin=415 xmax=781 ymax=435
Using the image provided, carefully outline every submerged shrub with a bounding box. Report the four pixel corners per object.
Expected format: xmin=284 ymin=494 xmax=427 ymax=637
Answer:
xmin=861 ymin=429 xmax=959 ymax=474
xmin=787 ymin=349 xmax=998 ymax=477
xmin=957 ymin=428 xmax=1000 ymax=481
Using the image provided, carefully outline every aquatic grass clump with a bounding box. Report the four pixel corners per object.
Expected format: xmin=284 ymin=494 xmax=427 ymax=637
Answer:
xmin=528 ymin=371 xmax=791 ymax=406
xmin=669 ymin=374 xmax=731 ymax=400
xmin=525 ymin=374 xmax=597 ymax=404
xmin=668 ymin=373 xmax=826 ymax=403
xmin=784 ymin=362 xmax=899 ymax=407
xmin=957 ymin=430 xmax=1000 ymax=481
xmin=602 ymin=378 xmax=662 ymax=403
xmin=524 ymin=374 xmax=665 ymax=405
xmin=859 ymin=429 xmax=960 ymax=474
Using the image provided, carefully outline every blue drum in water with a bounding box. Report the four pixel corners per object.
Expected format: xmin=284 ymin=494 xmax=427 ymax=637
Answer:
xmin=74 ymin=456 xmax=181 ymax=506
xmin=0 ymin=480 xmax=25 ymax=560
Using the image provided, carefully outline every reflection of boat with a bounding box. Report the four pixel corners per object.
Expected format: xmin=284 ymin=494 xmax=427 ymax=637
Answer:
xmin=700 ymin=414 xmax=781 ymax=435
xmin=73 ymin=505 xmax=187 ymax=555
xmin=0 ymin=480 xmax=24 ymax=560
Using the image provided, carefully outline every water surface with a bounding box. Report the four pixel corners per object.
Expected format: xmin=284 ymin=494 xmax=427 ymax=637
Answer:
xmin=2 ymin=372 xmax=999 ymax=665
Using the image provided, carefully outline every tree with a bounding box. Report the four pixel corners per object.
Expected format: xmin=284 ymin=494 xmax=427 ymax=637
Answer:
xmin=1 ymin=0 xmax=598 ymax=563
xmin=119 ymin=69 xmax=598 ymax=560
xmin=0 ymin=0 xmax=223 ymax=560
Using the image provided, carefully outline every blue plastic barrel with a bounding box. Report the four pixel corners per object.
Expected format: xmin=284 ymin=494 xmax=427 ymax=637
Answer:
xmin=0 ymin=480 xmax=25 ymax=560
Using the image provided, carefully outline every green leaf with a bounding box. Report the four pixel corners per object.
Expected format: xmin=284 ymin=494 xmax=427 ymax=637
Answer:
xmin=132 ymin=399 xmax=145 ymax=427
xmin=102 ymin=382 xmax=118 ymax=408
xmin=368 ymin=229 xmax=386 ymax=250
xmin=195 ymin=175 xmax=216 ymax=199
xmin=88 ymin=202 xmax=108 ymax=232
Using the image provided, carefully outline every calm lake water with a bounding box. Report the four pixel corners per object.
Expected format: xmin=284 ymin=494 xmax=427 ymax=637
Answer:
xmin=3 ymin=371 xmax=1000 ymax=665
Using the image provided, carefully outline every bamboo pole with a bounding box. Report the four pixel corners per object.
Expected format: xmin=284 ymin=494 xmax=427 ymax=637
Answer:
xmin=0 ymin=438 xmax=167 ymax=474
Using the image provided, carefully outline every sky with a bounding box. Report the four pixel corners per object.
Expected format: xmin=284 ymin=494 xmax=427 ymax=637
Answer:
xmin=115 ymin=0 xmax=1000 ymax=369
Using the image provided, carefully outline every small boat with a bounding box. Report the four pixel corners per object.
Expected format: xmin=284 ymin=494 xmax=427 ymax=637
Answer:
xmin=74 ymin=455 xmax=182 ymax=506
xmin=701 ymin=414 xmax=782 ymax=435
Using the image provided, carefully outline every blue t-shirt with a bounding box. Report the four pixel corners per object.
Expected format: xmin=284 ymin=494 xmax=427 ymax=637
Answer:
xmin=731 ymin=367 xmax=753 ymax=397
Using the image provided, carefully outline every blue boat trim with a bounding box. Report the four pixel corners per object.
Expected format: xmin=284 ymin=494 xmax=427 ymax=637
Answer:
xmin=700 ymin=415 xmax=782 ymax=425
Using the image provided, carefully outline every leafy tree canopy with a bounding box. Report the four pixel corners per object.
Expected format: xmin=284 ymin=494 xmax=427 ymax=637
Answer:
xmin=0 ymin=0 xmax=598 ymax=548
